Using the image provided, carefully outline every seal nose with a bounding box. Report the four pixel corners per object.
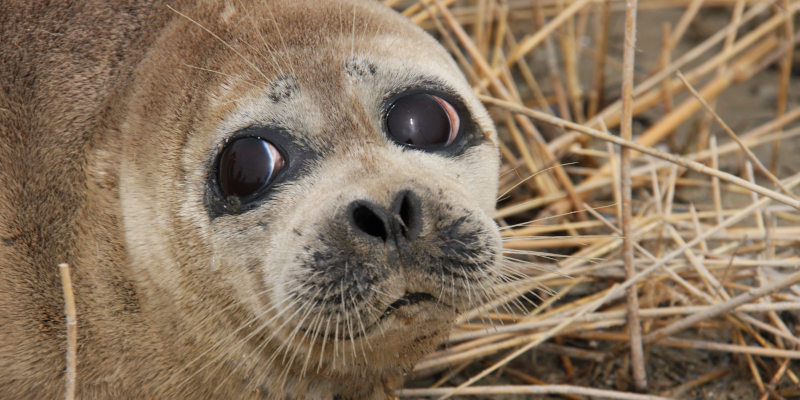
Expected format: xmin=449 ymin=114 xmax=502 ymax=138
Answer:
xmin=349 ymin=191 xmax=421 ymax=242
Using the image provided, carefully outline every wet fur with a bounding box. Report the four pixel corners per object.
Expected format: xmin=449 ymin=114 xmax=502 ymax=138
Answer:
xmin=0 ymin=0 xmax=503 ymax=398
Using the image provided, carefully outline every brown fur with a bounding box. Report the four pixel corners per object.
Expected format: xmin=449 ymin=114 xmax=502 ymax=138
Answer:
xmin=0 ymin=1 xmax=501 ymax=398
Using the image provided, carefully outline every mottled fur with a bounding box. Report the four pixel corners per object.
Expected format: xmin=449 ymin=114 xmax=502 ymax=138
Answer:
xmin=0 ymin=0 xmax=502 ymax=398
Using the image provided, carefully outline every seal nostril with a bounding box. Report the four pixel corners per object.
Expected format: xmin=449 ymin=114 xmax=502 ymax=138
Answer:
xmin=399 ymin=194 xmax=413 ymax=232
xmin=392 ymin=191 xmax=421 ymax=241
xmin=352 ymin=205 xmax=388 ymax=241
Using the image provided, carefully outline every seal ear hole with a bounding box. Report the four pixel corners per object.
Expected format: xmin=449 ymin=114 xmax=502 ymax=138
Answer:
xmin=352 ymin=205 xmax=388 ymax=241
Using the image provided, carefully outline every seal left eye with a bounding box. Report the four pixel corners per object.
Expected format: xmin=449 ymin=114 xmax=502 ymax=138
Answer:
xmin=386 ymin=93 xmax=460 ymax=148
xmin=219 ymin=137 xmax=285 ymax=198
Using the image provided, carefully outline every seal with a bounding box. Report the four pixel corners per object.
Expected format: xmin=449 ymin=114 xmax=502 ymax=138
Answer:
xmin=0 ymin=0 xmax=504 ymax=398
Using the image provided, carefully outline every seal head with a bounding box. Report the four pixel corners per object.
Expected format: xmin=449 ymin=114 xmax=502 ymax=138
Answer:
xmin=0 ymin=0 xmax=503 ymax=398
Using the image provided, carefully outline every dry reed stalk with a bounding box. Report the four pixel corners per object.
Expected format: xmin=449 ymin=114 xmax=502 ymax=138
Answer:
xmin=428 ymin=360 xmax=471 ymax=389
xmin=398 ymin=385 xmax=673 ymax=399
xmin=644 ymin=270 xmax=800 ymax=344
xmin=587 ymin=0 xmax=610 ymax=118
xmin=617 ymin=0 xmax=646 ymax=389
xmin=661 ymin=337 xmax=800 ymax=359
xmin=710 ymin=136 xmax=724 ymax=226
xmin=770 ymin=0 xmax=795 ymax=173
xmin=736 ymin=313 xmax=800 ymax=347
xmin=398 ymin=0 xmax=800 ymax=396
xmin=418 ymin=317 xmax=628 ymax=372
xmin=661 ymin=367 xmax=731 ymax=398
xmin=489 ymin=1 xmax=509 ymax=72
xmin=448 ymin=302 xmax=800 ymax=343
xmin=557 ymin=0 xmax=584 ymax=124
xmin=745 ymin=162 xmax=767 ymax=233
xmin=533 ymin=29 xmax=790 ymax=218
xmin=506 ymin=0 xmax=592 ymax=64
xmin=542 ymin=177 xmax=799 ymax=334
xmin=659 ymin=22 xmax=674 ymax=120
xmin=564 ymin=332 xmax=800 ymax=360
xmin=678 ymin=71 xmax=796 ymax=198
xmin=59 ymin=263 xmax=77 ymax=400
xmin=536 ymin=342 xmax=606 ymax=362
xmin=501 ymin=367 xmax=588 ymax=400
xmin=542 ymin=0 xmax=779 ymax=152
xmin=505 ymin=30 xmax=553 ymax=113
xmin=429 ymin=0 xmax=585 ymax=207
xmin=757 ymin=358 xmax=791 ymax=400
xmin=534 ymin=0 xmax=573 ymax=122
xmin=688 ymin=204 xmax=708 ymax=252
xmin=606 ymin=140 xmax=623 ymax=233
xmin=402 ymin=0 xmax=457 ymax=20
xmin=546 ymin=8 xmax=790 ymax=158
xmin=432 ymin=287 xmax=624 ymax=399
xmin=477 ymin=95 xmax=800 ymax=209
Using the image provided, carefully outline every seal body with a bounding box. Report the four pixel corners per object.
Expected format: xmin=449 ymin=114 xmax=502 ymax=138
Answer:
xmin=0 ymin=1 xmax=502 ymax=398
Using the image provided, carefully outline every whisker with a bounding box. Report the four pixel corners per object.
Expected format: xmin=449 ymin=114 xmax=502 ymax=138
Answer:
xmin=182 ymin=63 xmax=267 ymax=87
xmin=166 ymin=5 xmax=270 ymax=82
xmin=317 ymin=313 xmax=334 ymax=372
xmin=349 ymin=294 xmax=371 ymax=360
xmin=498 ymin=202 xmax=618 ymax=231
xmin=262 ymin=1 xmax=298 ymax=78
xmin=496 ymin=162 xmax=578 ymax=201
xmin=237 ymin=0 xmax=287 ymax=76
xmin=173 ymin=287 xmax=284 ymax=386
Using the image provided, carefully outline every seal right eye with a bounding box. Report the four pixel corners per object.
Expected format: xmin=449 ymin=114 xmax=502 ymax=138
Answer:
xmin=219 ymin=137 xmax=285 ymax=198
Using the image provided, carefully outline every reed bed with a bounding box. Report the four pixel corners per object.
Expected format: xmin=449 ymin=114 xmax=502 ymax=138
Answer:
xmin=386 ymin=0 xmax=800 ymax=398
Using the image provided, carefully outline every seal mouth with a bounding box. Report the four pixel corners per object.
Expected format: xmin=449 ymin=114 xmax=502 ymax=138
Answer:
xmin=379 ymin=292 xmax=438 ymax=322
xmin=297 ymin=292 xmax=448 ymax=340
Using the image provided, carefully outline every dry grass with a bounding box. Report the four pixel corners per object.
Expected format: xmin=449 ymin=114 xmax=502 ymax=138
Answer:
xmin=384 ymin=0 xmax=800 ymax=398
xmin=59 ymin=263 xmax=76 ymax=400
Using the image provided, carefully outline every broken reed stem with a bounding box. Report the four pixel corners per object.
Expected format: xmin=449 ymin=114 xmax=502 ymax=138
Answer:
xmin=399 ymin=385 xmax=672 ymax=400
xmin=476 ymin=95 xmax=800 ymax=210
xmin=618 ymin=0 xmax=646 ymax=390
xmin=59 ymin=263 xmax=77 ymax=400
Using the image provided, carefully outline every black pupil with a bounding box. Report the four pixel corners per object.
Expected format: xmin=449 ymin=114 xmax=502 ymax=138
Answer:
xmin=219 ymin=137 xmax=276 ymax=198
xmin=386 ymin=93 xmax=451 ymax=147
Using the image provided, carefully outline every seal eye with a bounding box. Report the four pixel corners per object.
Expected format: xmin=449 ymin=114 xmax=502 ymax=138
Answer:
xmin=386 ymin=93 xmax=460 ymax=148
xmin=219 ymin=137 xmax=285 ymax=198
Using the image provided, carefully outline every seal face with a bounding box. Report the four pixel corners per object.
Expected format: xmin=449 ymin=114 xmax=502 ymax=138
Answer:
xmin=0 ymin=0 xmax=503 ymax=399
